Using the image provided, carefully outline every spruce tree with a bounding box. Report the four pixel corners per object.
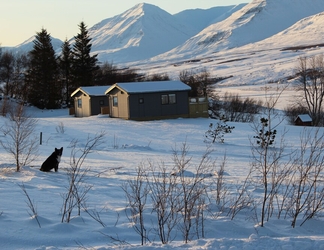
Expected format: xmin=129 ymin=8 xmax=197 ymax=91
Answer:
xmin=59 ymin=39 xmax=73 ymax=106
xmin=25 ymin=28 xmax=60 ymax=109
xmin=72 ymin=22 xmax=98 ymax=87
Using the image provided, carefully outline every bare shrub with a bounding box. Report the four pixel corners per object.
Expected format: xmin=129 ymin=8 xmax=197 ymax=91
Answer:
xmin=287 ymin=128 xmax=324 ymax=227
xmin=227 ymin=169 xmax=255 ymax=220
xmin=172 ymin=143 xmax=214 ymax=243
xmin=250 ymin=86 xmax=289 ymax=227
xmin=19 ymin=183 xmax=41 ymax=228
xmin=214 ymin=92 xmax=263 ymax=122
xmin=55 ymin=122 xmax=65 ymax=134
xmin=122 ymin=163 xmax=149 ymax=245
xmin=147 ymin=161 xmax=180 ymax=244
xmin=61 ymin=132 xmax=105 ymax=223
xmin=0 ymin=104 xmax=38 ymax=171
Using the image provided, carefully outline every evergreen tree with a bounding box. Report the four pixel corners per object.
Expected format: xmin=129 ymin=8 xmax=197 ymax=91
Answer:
xmin=72 ymin=22 xmax=98 ymax=87
xmin=25 ymin=28 xmax=60 ymax=109
xmin=59 ymin=39 xmax=73 ymax=106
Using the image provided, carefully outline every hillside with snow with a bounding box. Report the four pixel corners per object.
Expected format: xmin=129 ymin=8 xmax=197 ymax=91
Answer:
xmin=4 ymin=3 xmax=245 ymax=64
xmin=122 ymin=0 xmax=324 ymax=97
xmin=10 ymin=35 xmax=63 ymax=54
xmin=149 ymin=0 xmax=324 ymax=63
xmin=173 ymin=4 xmax=246 ymax=34
xmin=89 ymin=3 xmax=223 ymax=63
xmin=4 ymin=0 xmax=324 ymax=91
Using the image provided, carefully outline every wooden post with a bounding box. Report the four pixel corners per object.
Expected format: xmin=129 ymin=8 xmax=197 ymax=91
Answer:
xmin=40 ymin=132 xmax=42 ymax=145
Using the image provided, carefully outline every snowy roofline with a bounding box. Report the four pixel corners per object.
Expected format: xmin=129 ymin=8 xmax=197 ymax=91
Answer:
xmin=295 ymin=114 xmax=312 ymax=122
xmin=71 ymin=85 xmax=112 ymax=97
xmin=105 ymin=81 xmax=191 ymax=94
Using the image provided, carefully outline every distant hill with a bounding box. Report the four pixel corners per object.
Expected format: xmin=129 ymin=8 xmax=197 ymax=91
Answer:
xmin=150 ymin=0 xmax=324 ymax=63
xmin=5 ymin=3 xmax=240 ymax=63
xmin=3 ymin=35 xmax=63 ymax=54
xmin=87 ymin=3 xmax=198 ymax=63
xmin=174 ymin=4 xmax=247 ymax=32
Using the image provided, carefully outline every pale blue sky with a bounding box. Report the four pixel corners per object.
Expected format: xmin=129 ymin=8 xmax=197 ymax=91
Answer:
xmin=1 ymin=0 xmax=248 ymax=46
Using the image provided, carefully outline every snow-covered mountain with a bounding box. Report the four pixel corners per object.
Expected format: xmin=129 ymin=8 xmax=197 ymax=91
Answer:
xmin=3 ymin=35 xmax=63 ymax=54
xmin=5 ymin=0 xmax=324 ymax=81
xmin=150 ymin=0 xmax=324 ymax=63
xmin=241 ymin=12 xmax=324 ymax=51
xmin=174 ymin=4 xmax=246 ymax=34
xmin=126 ymin=4 xmax=324 ymax=89
xmin=88 ymin=3 xmax=199 ymax=63
xmin=6 ymin=3 xmax=243 ymax=63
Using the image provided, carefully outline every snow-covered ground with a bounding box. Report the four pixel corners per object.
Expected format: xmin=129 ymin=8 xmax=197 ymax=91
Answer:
xmin=2 ymin=1 xmax=324 ymax=248
xmin=1 ymin=93 xmax=324 ymax=250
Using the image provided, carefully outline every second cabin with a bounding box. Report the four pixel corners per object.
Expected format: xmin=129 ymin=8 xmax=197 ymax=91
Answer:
xmin=105 ymin=81 xmax=191 ymax=121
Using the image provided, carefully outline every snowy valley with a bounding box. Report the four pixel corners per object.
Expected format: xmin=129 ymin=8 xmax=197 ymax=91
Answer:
xmin=2 ymin=0 xmax=324 ymax=249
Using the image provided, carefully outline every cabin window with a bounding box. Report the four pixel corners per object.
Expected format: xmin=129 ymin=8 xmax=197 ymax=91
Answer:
xmin=169 ymin=94 xmax=176 ymax=104
xmin=161 ymin=94 xmax=176 ymax=105
xmin=113 ymin=96 xmax=118 ymax=107
xmin=161 ymin=95 xmax=168 ymax=104
xmin=77 ymin=99 xmax=82 ymax=108
xmin=139 ymin=98 xmax=144 ymax=104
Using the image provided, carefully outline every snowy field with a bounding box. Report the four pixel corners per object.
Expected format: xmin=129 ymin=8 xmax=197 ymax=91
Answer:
xmin=3 ymin=0 xmax=324 ymax=248
xmin=1 ymin=90 xmax=324 ymax=250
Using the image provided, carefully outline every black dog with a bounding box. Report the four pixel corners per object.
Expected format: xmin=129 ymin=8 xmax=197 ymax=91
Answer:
xmin=40 ymin=147 xmax=63 ymax=172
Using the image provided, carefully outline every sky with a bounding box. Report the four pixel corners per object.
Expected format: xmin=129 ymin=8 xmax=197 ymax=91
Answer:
xmin=1 ymin=0 xmax=248 ymax=47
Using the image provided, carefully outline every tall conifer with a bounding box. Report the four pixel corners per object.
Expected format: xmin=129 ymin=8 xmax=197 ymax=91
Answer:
xmin=25 ymin=28 xmax=60 ymax=109
xmin=59 ymin=39 xmax=73 ymax=106
xmin=72 ymin=22 xmax=98 ymax=87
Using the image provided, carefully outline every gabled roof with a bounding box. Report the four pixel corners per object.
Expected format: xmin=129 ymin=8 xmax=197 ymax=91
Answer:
xmin=105 ymin=81 xmax=191 ymax=95
xmin=71 ymin=86 xmax=111 ymax=97
xmin=295 ymin=114 xmax=312 ymax=122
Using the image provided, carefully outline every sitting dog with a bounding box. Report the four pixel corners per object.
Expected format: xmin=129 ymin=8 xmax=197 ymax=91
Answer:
xmin=40 ymin=147 xmax=63 ymax=172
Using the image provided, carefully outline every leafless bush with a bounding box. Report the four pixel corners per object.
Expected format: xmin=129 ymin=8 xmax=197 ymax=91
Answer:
xmin=227 ymin=169 xmax=255 ymax=220
xmin=19 ymin=183 xmax=41 ymax=228
xmin=249 ymin=86 xmax=289 ymax=227
xmin=55 ymin=122 xmax=65 ymax=134
xmin=122 ymin=163 xmax=149 ymax=245
xmin=0 ymin=104 xmax=38 ymax=171
xmin=83 ymin=206 xmax=107 ymax=227
xmin=147 ymin=161 xmax=179 ymax=244
xmin=61 ymin=132 xmax=105 ymax=223
xmin=214 ymin=154 xmax=229 ymax=208
xmin=213 ymin=92 xmax=263 ymax=122
xmin=286 ymin=128 xmax=324 ymax=227
xmin=172 ymin=143 xmax=214 ymax=243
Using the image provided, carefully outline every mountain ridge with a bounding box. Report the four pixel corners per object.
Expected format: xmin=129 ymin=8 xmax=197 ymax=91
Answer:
xmin=88 ymin=3 xmax=198 ymax=62
xmin=150 ymin=0 xmax=324 ymax=63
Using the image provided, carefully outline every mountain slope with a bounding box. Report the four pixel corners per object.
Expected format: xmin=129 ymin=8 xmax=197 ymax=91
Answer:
xmin=89 ymin=3 xmax=197 ymax=63
xmin=151 ymin=0 xmax=324 ymax=62
xmin=244 ymin=11 xmax=324 ymax=51
xmin=174 ymin=4 xmax=246 ymax=33
xmin=4 ymin=35 xmax=62 ymax=54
